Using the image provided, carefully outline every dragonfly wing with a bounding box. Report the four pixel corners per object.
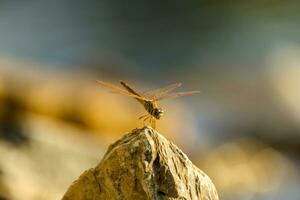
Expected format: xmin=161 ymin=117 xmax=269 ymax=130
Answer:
xmin=97 ymin=81 xmax=147 ymax=101
xmin=155 ymin=91 xmax=200 ymax=101
xmin=143 ymin=83 xmax=182 ymax=100
xmin=108 ymin=91 xmax=147 ymax=101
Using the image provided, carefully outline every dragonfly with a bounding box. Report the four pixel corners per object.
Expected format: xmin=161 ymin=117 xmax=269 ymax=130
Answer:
xmin=97 ymin=80 xmax=200 ymax=128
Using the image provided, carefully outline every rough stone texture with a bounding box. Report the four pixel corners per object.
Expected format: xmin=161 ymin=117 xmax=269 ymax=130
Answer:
xmin=62 ymin=127 xmax=219 ymax=200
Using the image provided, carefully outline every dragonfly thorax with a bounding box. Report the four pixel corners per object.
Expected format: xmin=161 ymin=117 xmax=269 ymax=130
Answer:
xmin=144 ymin=101 xmax=164 ymax=119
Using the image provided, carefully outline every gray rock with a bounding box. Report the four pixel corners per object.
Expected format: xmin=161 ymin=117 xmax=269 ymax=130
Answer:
xmin=62 ymin=127 xmax=219 ymax=200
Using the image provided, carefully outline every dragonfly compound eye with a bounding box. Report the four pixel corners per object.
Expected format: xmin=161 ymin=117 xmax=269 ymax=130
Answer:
xmin=154 ymin=108 xmax=164 ymax=119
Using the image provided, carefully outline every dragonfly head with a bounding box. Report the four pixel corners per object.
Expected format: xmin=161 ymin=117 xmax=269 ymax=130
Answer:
xmin=154 ymin=108 xmax=164 ymax=119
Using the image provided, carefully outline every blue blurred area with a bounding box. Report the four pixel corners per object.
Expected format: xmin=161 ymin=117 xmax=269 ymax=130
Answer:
xmin=0 ymin=0 xmax=299 ymax=72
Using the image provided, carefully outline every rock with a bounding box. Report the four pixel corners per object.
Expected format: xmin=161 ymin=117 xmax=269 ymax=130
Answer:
xmin=62 ymin=126 xmax=219 ymax=200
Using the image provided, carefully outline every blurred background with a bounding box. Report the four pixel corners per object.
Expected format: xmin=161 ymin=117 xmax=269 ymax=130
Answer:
xmin=0 ymin=0 xmax=300 ymax=199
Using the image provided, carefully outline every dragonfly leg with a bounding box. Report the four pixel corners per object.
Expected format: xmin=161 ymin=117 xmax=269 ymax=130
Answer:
xmin=149 ymin=117 xmax=156 ymax=129
xmin=139 ymin=114 xmax=148 ymax=120
xmin=143 ymin=115 xmax=150 ymax=126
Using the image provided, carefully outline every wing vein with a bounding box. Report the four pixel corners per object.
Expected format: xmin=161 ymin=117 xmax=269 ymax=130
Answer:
xmin=97 ymin=81 xmax=147 ymax=101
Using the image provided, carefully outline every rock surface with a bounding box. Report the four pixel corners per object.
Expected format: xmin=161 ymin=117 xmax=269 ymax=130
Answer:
xmin=62 ymin=127 xmax=219 ymax=200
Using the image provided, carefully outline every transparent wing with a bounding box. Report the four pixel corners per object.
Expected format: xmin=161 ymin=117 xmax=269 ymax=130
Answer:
xmin=155 ymin=91 xmax=200 ymax=101
xmin=143 ymin=83 xmax=182 ymax=100
xmin=97 ymin=80 xmax=147 ymax=101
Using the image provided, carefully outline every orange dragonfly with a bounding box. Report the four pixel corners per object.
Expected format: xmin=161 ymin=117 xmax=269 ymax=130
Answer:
xmin=97 ymin=80 xmax=200 ymax=128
